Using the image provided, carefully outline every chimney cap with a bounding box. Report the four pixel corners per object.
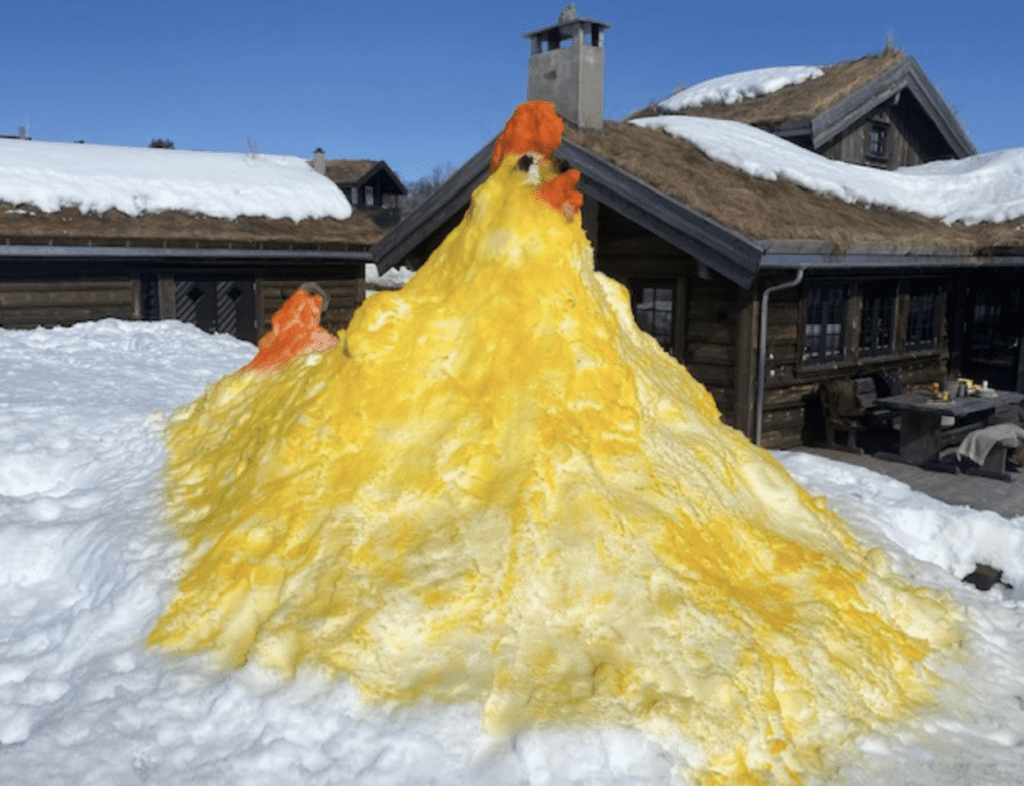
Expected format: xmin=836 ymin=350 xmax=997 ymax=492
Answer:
xmin=522 ymin=11 xmax=611 ymax=41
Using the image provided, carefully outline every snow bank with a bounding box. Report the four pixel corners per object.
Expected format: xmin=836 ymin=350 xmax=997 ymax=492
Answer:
xmin=2 ymin=319 xmax=1024 ymax=786
xmin=631 ymin=114 xmax=1024 ymax=226
xmin=0 ymin=139 xmax=353 ymax=221
xmin=657 ymin=65 xmax=824 ymax=111
xmin=777 ymin=451 xmax=1024 ymax=589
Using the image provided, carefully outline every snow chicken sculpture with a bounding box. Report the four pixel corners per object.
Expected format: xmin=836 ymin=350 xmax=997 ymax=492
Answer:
xmin=150 ymin=102 xmax=959 ymax=786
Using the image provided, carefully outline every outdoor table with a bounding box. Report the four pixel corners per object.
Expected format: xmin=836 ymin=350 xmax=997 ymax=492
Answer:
xmin=874 ymin=389 xmax=1024 ymax=466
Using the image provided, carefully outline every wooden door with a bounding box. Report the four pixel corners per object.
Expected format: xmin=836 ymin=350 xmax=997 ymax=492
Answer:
xmin=173 ymin=278 xmax=257 ymax=342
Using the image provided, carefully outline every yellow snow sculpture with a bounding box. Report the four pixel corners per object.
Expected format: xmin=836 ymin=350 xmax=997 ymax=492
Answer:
xmin=150 ymin=102 xmax=960 ymax=786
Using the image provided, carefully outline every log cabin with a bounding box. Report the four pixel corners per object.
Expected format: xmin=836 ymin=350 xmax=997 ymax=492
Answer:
xmin=0 ymin=141 xmax=387 ymax=342
xmin=373 ymin=8 xmax=1024 ymax=449
xmin=312 ymin=151 xmax=407 ymax=229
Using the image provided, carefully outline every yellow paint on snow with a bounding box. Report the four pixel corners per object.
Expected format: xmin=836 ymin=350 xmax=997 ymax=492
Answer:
xmin=149 ymin=148 xmax=960 ymax=786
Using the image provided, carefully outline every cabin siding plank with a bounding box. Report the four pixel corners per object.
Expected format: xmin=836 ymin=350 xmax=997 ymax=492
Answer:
xmin=0 ymin=280 xmax=136 ymax=328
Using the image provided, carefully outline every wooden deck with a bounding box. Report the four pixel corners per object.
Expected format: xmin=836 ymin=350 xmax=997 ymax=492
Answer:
xmin=791 ymin=445 xmax=1024 ymax=519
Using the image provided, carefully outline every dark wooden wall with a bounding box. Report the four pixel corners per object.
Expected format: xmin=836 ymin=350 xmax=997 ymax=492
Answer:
xmin=684 ymin=273 xmax=750 ymax=430
xmin=0 ymin=260 xmax=365 ymax=345
xmin=818 ymin=106 xmax=926 ymax=169
xmin=0 ymin=279 xmax=138 ymax=329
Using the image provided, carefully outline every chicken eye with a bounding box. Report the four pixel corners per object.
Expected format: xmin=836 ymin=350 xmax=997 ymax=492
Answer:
xmin=516 ymin=154 xmax=534 ymax=172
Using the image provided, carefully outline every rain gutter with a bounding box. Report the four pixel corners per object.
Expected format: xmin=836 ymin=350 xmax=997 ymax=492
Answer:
xmin=755 ymin=267 xmax=805 ymax=446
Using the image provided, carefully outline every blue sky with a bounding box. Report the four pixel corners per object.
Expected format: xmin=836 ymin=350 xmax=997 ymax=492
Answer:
xmin=3 ymin=1 xmax=1020 ymax=185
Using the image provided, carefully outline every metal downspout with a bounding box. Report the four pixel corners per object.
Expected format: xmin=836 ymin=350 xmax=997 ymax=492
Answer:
xmin=755 ymin=268 xmax=805 ymax=446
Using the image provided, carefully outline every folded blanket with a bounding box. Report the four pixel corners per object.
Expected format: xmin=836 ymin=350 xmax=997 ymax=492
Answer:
xmin=956 ymin=423 xmax=1024 ymax=467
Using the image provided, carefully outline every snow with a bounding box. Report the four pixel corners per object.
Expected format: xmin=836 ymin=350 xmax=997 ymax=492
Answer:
xmin=657 ymin=65 xmax=825 ymax=111
xmin=631 ymin=114 xmax=1024 ymax=227
xmin=0 ymin=138 xmax=352 ymax=222
xmin=3 ymin=318 xmax=1024 ymax=785
xmin=364 ymin=262 xmax=417 ymax=296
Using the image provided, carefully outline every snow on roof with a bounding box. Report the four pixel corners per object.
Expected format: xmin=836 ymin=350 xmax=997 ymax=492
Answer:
xmin=657 ymin=65 xmax=825 ymax=111
xmin=631 ymin=115 xmax=1024 ymax=226
xmin=0 ymin=138 xmax=352 ymax=222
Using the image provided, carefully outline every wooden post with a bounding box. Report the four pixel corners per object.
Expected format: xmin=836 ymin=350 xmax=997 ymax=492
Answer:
xmin=734 ymin=287 xmax=758 ymax=439
xmin=157 ymin=275 xmax=176 ymax=319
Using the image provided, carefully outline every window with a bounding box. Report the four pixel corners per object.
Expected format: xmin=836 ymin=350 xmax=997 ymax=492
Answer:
xmin=867 ymin=122 xmax=889 ymax=161
xmin=803 ymin=283 xmax=846 ymax=363
xmin=860 ymin=283 xmax=895 ymax=356
xmin=631 ymin=281 xmax=675 ymax=352
xmin=907 ymin=287 xmax=938 ymax=350
xmin=364 ymin=185 xmax=375 ymax=207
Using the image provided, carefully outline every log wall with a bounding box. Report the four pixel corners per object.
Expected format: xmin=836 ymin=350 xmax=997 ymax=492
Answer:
xmin=684 ymin=274 xmax=745 ymax=429
xmin=0 ymin=280 xmax=138 ymax=329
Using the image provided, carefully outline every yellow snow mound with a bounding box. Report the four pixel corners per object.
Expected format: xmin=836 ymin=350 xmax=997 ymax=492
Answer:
xmin=150 ymin=108 xmax=960 ymax=786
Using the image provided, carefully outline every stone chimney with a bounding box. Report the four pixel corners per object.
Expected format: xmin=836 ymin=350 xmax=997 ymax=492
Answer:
xmin=311 ymin=147 xmax=327 ymax=175
xmin=523 ymin=5 xmax=611 ymax=130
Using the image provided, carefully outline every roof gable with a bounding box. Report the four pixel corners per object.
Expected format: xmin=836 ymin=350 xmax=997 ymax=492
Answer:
xmin=809 ymin=56 xmax=975 ymax=157
xmin=635 ymin=51 xmax=976 ymax=160
xmin=324 ymin=159 xmax=407 ymax=195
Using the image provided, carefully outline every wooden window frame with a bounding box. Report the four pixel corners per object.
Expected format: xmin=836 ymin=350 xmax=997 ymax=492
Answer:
xmin=798 ymin=278 xmax=944 ymax=374
xmin=866 ymin=121 xmax=890 ymax=163
xmin=906 ymin=285 xmax=939 ymax=351
xmin=859 ymin=281 xmax=897 ymax=357
xmin=802 ymin=281 xmax=849 ymax=365
xmin=630 ymin=279 xmax=676 ymax=354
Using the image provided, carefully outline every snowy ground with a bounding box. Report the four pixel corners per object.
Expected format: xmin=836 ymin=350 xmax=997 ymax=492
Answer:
xmin=2 ymin=319 xmax=1024 ymax=785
